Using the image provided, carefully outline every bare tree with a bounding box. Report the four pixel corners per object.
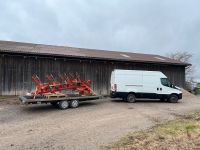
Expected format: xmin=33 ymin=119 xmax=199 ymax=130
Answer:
xmin=166 ymin=51 xmax=195 ymax=90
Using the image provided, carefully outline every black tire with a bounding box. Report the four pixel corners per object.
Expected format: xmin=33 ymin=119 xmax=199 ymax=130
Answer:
xmin=168 ymin=94 xmax=178 ymax=103
xmin=58 ymin=101 xmax=69 ymax=109
xmin=70 ymin=100 xmax=79 ymax=108
xmin=126 ymin=93 xmax=136 ymax=103
xmin=50 ymin=102 xmax=58 ymax=107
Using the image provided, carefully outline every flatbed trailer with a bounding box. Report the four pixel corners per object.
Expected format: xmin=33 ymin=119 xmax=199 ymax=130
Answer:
xmin=19 ymin=95 xmax=101 ymax=109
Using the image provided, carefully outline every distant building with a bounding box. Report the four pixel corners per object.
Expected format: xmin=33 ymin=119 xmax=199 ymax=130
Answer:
xmin=0 ymin=41 xmax=189 ymax=95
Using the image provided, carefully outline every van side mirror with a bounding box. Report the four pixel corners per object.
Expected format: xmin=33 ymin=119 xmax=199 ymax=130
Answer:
xmin=171 ymin=84 xmax=175 ymax=88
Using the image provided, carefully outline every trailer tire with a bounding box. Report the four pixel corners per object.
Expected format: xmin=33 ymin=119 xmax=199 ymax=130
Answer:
xmin=70 ymin=100 xmax=79 ymax=108
xmin=168 ymin=94 xmax=178 ymax=103
xmin=50 ymin=102 xmax=58 ymax=107
xmin=58 ymin=101 xmax=69 ymax=109
xmin=127 ymin=93 xmax=136 ymax=103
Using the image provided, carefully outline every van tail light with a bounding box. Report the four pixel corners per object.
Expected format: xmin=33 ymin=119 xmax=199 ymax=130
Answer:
xmin=114 ymin=84 xmax=117 ymax=91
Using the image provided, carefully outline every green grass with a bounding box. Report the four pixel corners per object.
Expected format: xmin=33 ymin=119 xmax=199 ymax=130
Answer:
xmin=103 ymin=111 xmax=200 ymax=150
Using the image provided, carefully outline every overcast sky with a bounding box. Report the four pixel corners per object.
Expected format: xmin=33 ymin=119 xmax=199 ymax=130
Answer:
xmin=0 ymin=0 xmax=199 ymax=80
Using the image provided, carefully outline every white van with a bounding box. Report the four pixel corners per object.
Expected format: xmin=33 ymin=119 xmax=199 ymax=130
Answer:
xmin=110 ymin=69 xmax=182 ymax=103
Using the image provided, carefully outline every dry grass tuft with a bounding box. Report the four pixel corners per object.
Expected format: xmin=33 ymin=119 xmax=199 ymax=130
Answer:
xmin=104 ymin=111 xmax=200 ymax=150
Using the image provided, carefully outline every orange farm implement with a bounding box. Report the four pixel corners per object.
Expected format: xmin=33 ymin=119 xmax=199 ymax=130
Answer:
xmin=31 ymin=73 xmax=96 ymax=96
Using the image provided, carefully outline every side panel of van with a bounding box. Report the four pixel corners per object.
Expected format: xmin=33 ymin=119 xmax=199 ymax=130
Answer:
xmin=116 ymin=73 xmax=143 ymax=93
xmin=142 ymin=74 xmax=160 ymax=98
xmin=110 ymin=71 xmax=143 ymax=98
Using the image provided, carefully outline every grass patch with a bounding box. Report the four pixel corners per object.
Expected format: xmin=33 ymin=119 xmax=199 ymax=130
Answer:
xmin=104 ymin=111 xmax=200 ymax=150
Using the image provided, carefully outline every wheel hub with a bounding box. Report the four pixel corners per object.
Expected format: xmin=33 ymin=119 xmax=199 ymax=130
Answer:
xmin=72 ymin=101 xmax=78 ymax=107
xmin=62 ymin=101 xmax=68 ymax=108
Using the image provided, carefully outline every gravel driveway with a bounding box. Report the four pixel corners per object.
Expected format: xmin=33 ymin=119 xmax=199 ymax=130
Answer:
xmin=0 ymin=94 xmax=200 ymax=150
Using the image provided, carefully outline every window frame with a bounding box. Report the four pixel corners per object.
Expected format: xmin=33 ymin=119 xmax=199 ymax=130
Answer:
xmin=160 ymin=78 xmax=172 ymax=88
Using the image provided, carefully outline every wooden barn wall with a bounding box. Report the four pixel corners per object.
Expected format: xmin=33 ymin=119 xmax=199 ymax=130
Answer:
xmin=0 ymin=54 xmax=185 ymax=95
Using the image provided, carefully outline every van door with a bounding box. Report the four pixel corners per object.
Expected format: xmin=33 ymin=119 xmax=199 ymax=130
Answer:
xmin=158 ymin=78 xmax=173 ymax=96
xmin=142 ymin=75 xmax=160 ymax=99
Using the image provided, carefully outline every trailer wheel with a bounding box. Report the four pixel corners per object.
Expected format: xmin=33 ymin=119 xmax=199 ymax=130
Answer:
xmin=70 ymin=100 xmax=79 ymax=108
xmin=168 ymin=94 xmax=178 ymax=103
xmin=127 ymin=93 xmax=136 ymax=103
xmin=58 ymin=101 xmax=69 ymax=109
xmin=50 ymin=102 xmax=58 ymax=107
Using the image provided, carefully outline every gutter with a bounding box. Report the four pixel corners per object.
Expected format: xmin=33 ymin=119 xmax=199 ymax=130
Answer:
xmin=0 ymin=50 xmax=189 ymax=67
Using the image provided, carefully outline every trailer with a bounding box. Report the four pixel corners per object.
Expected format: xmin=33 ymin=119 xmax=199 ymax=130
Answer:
xmin=19 ymin=95 xmax=101 ymax=109
xmin=19 ymin=73 xmax=101 ymax=109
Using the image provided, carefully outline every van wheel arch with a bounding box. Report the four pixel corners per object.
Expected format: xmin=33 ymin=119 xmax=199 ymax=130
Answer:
xmin=127 ymin=92 xmax=135 ymax=95
xmin=126 ymin=92 xmax=136 ymax=98
xmin=170 ymin=93 xmax=179 ymax=98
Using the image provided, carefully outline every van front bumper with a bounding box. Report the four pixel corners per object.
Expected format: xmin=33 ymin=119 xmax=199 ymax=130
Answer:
xmin=178 ymin=93 xmax=182 ymax=99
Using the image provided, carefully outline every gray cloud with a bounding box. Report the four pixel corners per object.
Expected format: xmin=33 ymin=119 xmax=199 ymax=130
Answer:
xmin=0 ymin=0 xmax=199 ymax=80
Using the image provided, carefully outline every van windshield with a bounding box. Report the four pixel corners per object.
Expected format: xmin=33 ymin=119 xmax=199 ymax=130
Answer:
xmin=161 ymin=78 xmax=173 ymax=87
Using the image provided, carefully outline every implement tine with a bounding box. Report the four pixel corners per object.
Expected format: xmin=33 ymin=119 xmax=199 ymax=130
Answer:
xmin=75 ymin=72 xmax=80 ymax=81
xmin=69 ymin=72 xmax=74 ymax=79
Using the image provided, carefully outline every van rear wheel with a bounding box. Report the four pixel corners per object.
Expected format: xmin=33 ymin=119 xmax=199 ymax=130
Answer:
xmin=127 ymin=94 xmax=136 ymax=103
xmin=168 ymin=94 xmax=178 ymax=103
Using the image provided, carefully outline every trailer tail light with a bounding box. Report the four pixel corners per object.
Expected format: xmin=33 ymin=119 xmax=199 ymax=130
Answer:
xmin=114 ymin=84 xmax=117 ymax=91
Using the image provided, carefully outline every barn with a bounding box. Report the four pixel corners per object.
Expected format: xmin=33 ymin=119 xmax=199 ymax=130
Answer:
xmin=0 ymin=41 xmax=188 ymax=95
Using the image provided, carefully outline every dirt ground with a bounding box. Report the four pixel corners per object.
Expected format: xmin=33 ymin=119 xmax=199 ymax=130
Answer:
xmin=0 ymin=96 xmax=20 ymax=105
xmin=0 ymin=93 xmax=200 ymax=150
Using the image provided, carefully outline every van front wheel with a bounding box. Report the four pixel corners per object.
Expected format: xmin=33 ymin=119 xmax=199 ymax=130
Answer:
xmin=127 ymin=94 xmax=136 ymax=103
xmin=168 ymin=94 xmax=178 ymax=103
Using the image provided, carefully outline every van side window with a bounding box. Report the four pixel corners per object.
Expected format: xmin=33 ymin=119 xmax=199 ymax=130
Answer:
xmin=161 ymin=78 xmax=171 ymax=87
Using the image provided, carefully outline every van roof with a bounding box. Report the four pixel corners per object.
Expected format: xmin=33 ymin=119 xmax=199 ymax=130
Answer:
xmin=113 ymin=69 xmax=167 ymax=77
